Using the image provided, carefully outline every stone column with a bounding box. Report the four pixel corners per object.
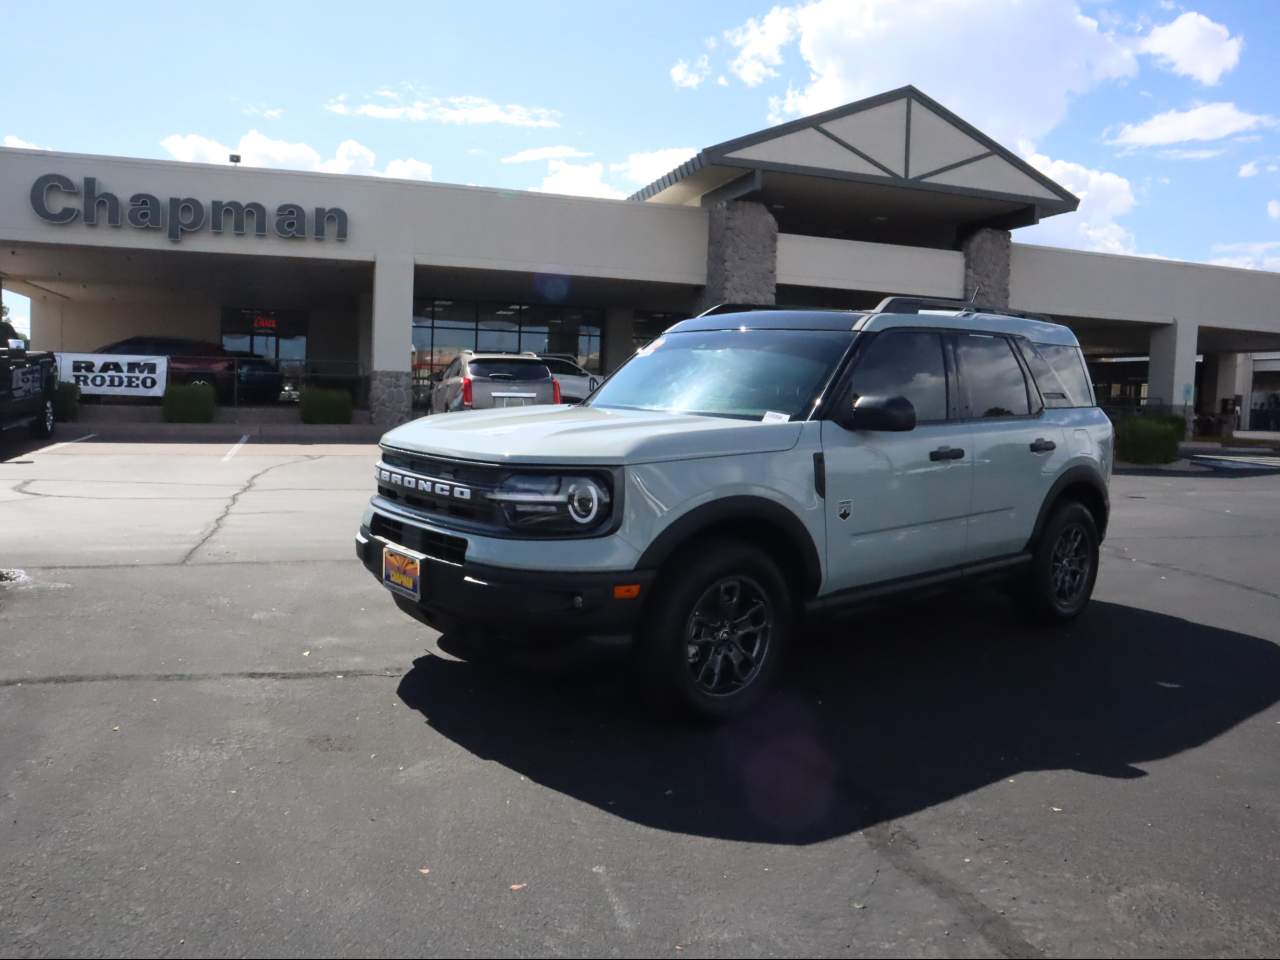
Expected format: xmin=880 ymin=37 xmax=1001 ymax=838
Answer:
xmin=699 ymin=200 xmax=777 ymax=310
xmin=961 ymin=227 xmax=1011 ymax=309
xmin=368 ymin=254 xmax=413 ymax=428
xmin=1148 ymin=321 xmax=1198 ymax=437
xmin=1210 ymin=352 xmax=1250 ymax=431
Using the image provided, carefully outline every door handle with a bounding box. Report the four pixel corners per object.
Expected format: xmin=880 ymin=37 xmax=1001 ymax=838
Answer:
xmin=929 ymin=446 xmax=965 ymax=461
xmin=1029 ymin=438 xmax=1057 ymax=453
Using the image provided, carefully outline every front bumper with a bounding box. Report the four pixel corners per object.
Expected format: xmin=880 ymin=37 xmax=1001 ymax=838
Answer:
xmin=356 ymin=523 xmax=653 ymax=645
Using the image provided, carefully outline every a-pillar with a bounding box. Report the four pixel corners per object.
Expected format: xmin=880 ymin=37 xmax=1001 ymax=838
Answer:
xmin=1148 ymin=321 xmax=1198 ymax=436
xmin=699 ymin=200 xmax=777 ymax=310
xmin=961 ymin=227 xmax=1011 ymax=309
xmin=368 ymin=254 xmax=413 ymax=428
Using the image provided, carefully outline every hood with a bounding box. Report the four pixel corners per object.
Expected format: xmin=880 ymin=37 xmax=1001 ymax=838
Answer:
xmin=380 ymin=404 xmax=803 ymax=465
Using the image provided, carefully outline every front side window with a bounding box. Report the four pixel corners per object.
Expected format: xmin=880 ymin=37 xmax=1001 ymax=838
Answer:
xmin=589 ymin=329 xmax=852 ymax=421
xmin=955 ymin=333 xmax=1031 ymax=418
xmin=1017 ymin=340 xmax=1094 ymax=408
xmin=848 ymin=330 xmax=948 ymax=422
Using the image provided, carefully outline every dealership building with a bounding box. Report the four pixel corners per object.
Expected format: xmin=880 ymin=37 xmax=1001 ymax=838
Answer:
xmin=3 ymin=85 xmax=1280 ymax=429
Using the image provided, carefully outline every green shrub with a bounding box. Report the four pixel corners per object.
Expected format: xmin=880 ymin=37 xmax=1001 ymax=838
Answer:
xmin=53 ymin=381 xmax=80 ymax=422
xmin=299 ymin=387 xmax=353 ymax=424
xmin=162 ymin=383 xmax=216 ymax=423
xmin=1152 ymin=414 xmax=1188 ymax=438
xmin=1114 ymin=417 xmax=1181 ymax=464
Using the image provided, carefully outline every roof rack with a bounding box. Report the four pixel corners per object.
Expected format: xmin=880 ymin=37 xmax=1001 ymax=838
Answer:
xmin=873 ymin=296 xmax=1053 ymax=323
xmin=695 ymin=303 xmax=855 ymax=318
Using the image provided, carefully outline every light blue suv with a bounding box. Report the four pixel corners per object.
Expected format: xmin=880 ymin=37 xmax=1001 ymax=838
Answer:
xmin=357 ymin=298 xmax=1112 ymax=718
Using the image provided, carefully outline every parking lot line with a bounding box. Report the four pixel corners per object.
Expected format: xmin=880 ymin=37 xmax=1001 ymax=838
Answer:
xmin=40 ymin=432 xmax=97 ymax=453
xmin=221 ymin=434 xmax=250 ymax=462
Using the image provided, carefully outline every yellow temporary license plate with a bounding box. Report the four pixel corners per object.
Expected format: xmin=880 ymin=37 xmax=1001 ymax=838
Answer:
xmin=382 ymin=544 xmax=423 ymax=600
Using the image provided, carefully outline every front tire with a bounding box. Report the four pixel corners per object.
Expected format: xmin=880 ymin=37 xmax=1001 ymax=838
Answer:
xmin=639 ymin=538 xmax=792 ymax=719
xmin=29 ymin=398 xmax=55 ymax=439
xmin=1020 ymin=501 xmax=1099 ymax=622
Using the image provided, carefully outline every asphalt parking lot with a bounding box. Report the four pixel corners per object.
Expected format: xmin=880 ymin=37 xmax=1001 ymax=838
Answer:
xmin=2 ymin=434 xmax=1279 ymax=958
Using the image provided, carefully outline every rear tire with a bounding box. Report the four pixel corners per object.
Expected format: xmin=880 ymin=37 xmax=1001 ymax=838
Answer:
xmin=638 ymin=538 xmax=792 ymax=720
xmin=1019 ymin=500 xmax=1099 ymax=623
xmin=29 ymin=398 xmax=55 ymax=439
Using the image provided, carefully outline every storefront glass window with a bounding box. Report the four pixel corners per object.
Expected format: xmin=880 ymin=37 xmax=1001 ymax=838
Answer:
xmin=410 ymin=297 xmax=604 ymax=378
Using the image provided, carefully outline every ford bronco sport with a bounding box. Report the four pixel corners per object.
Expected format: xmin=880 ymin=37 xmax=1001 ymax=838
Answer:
xmin=357 ymin=298 xmax=1112 ymax=718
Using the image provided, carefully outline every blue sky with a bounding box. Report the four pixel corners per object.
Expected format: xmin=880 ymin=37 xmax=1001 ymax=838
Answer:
xmin=3 ymin=0 xmax=1279 ymax=336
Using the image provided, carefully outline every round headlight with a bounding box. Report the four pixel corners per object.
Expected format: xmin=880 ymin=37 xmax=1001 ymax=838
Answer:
xmin=566 ymin=479 xmax=602 ymax=525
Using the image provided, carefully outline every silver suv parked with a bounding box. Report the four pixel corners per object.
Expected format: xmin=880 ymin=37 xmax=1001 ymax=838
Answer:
xmin=429 ymin=351 xmax=560 ymax=413
xmin=538 ymin=355 xmax=599 ymax=404
xmin=359 ymin=298 xmax=1112 ymax=718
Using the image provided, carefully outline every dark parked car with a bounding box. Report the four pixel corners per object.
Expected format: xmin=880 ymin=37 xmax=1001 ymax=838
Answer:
xmin=1 ymin=320 xmax=57 ymax=439
xmin=95 ymin=336 xmax=283 ymax=403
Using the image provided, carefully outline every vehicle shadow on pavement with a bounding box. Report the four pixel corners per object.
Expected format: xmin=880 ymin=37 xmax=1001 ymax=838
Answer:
xmin=396 ymin=594 xmax=1280 ymax=845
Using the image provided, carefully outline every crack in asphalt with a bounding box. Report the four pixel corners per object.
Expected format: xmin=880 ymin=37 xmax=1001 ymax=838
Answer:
xmin=0 ymin=668 xmax=403 ymax=688
xmin=863 ymin=822 xmax=1043 ymax=959
xmin=1103 ymin=546 xmax=1280 ymax=602
xmin=180 ymin=456 xmax=319 ymax=565
xmin=9 ymin=480 xmax=228 ymax=502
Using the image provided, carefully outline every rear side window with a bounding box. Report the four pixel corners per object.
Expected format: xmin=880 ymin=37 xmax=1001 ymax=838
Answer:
xmin=1017 ymin=341 xmax=1094 ymax=408
xmin=955 ymin=333 xmax=1030 ymax=418
xmin=849 ymin=330 xmax=948 ymax=422
xmin=467 ymin=359 xmax=550 ymax=381
xmin=544 ymin=358 xmax=583 ymax=376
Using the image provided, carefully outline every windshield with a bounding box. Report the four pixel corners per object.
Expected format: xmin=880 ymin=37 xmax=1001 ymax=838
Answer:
xmin=467 ymin=359 xmax=550 ymax=381
xmin=589 ymin=329 xmax=853 ymax=421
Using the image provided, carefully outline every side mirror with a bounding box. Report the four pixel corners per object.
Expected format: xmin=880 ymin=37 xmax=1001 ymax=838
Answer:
xmin=6 ymin=338 xmax=26 ymax=356
xmin=588 ymin=377 xmax=600 ymax=392
xmin=842 ymin=394 xmax=916 ymax=432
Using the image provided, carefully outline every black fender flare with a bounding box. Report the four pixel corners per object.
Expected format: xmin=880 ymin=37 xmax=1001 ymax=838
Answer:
xmin=636 ymin=495 xmax=823 ymax=599
xmin=1026 ymin=464 xmax=1110 ymax=548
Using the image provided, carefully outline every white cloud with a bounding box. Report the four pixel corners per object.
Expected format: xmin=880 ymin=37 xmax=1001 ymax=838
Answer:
xmin=1269 ymin=200 xmax=1280 ymax=220
xmin=1239 ymin=158 xmax=1279 ymax=178
xmin=1110 ymin=102 xmax=1274 ymax=148
xmin=671 ymin=55 xmax=711 ymax=89
xmin=609 ymin=147 xmax=698 ymax=186
xmin=1158 ymin=147 xmax=1224 ymax=160
xmin=3 ymin=134 xmax=45 ymax=149
xmin=719 ymin=0 xmax=1135 ymax=145
xmin=1016 ymin=143 xmax=1138 ymax=255
xmin=1209 ymin=241 xmax=1280 ymax=271
xmin=537 ymin=159 xmax=624 ymax=199
xmin=1139 ymin=11 xmax=1242 ymax=85
xmin=383 ymin=158 xmax=435 ymax=180
xmin=726 ymin=6 xmax=798 ymax=87
xmin=160 ymin=130 xmax=432 ymax=180
xmin=500 ymin=145 xmax=591 ymax=164
xmin=242 ymin=103 xmax=285 ymax=120
xmin=325 ymin=91 xmax=558 ymax=128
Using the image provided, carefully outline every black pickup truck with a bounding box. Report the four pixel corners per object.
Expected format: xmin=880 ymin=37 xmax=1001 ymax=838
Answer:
xmin=1 ymin=320 xmax=57 ymax=440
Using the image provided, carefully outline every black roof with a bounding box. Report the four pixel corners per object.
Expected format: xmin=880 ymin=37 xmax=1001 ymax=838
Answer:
xmin=666 ymin=309 xmax=865 ymax=334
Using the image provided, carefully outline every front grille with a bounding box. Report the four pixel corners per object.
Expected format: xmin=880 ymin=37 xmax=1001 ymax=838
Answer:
xmin=370 ymin=513 xmax=467 ymax=565
xmin=377 ymin=446 xmax=506 ymax=530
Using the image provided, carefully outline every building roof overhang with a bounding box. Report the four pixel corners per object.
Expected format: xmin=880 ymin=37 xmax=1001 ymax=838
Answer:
xmin=631 ymin=86 xmax=1079 ymax=240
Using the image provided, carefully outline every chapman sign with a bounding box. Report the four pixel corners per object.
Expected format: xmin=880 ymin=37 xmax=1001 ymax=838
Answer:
xmin=30 ymin=174 xmax=349 ymax=244
xmin=58 ymin=354 xmax=168 ymax=398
